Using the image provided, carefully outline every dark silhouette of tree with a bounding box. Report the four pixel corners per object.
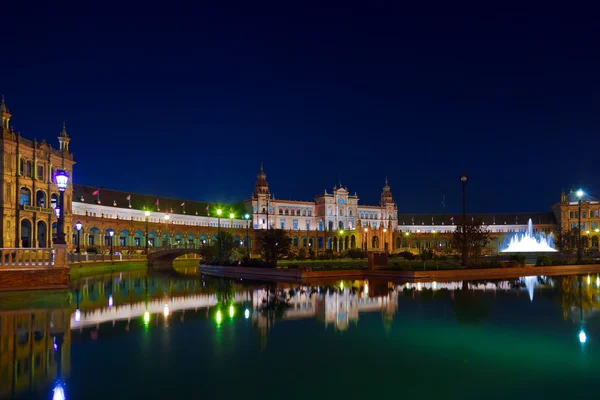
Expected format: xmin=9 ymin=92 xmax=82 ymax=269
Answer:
xmin=451 ymin=218 xmax=491 ymax=266
xmin=256 ymin=229 xmax=292 ymax=264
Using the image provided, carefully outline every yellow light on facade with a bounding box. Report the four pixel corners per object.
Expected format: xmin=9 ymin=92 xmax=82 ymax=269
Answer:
xmin=364 ymin=228 xmax=368 ymax=232
xmin=164 ymin=214 xmax=170 ymax=220
xmin=145 ymin=211 xmax=150 ymax=217
xmin=340 ymin=281 xmax=344 ymax=290
xmin=405 ymin=232 xmax=409 ymax=236
xmin=432 ymin=230 xmax=436 ymax=234
xmin=586 ymin=231 xmax=590 ymax=235
xmin=340 ymin=230 xmax=344 ymax=235
xmin=383 ymin=228 xmax=387 ymax=233
xmin=587 ymin=275 xmax=591 ymax=285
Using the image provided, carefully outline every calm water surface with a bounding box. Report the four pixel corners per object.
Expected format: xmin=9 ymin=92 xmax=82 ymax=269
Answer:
xmin=1 ymin=267 xmax=599 ymax=399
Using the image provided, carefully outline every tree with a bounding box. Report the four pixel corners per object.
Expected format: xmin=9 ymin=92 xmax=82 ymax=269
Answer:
xmin=215 ymin=231 xmax=235 ymax=261
xmin=451 ymin=218 xmax=491 ymax=266
xmin=256 ymin=229 xmax=292 ymax=264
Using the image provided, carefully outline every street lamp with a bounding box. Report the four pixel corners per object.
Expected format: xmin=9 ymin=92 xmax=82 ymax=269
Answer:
xmin=217 ymin=209 xmax=222 ymax=261
xmin=230 ymin=212 xmax=235 ymax=234
xmin=75 ymin=221 xmax=82 ymax=253
xmin=363 ymin=227 xmax=368 ymax=251
xmin=53 ymin=169 xmax=69 ymax=245
xmin=244 ymin=213 xmax=250 ymax=256
xmin=108 ymin=229 xmax=114 ymax=261
xmin=339 ymin=229 xmax=344 ymax=252
xmin=383 ymin=228 xmax=387 ymax=251
xmin=577 ymin=189 xmax=584 ymax=264
xmin=460 ymin=174 xmax=468 ymax=267
xmin=163 ymin=214 xmax=170 ymax=247
xmin=145 ymin=211 xmax=150 ymax=253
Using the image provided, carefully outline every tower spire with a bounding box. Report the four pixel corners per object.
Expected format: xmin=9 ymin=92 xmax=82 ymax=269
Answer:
xmin=254 ymin=162 xmax=269 ymax=196
xmin=61 ymin=121 xmax=68 ymax=137
xmin=0 ymin=95 xmax=6 ymax=113
xmin=0 ymin=95 xmax=11 ymax=131
xmin=58 ymin=122 xmax=70 ymax=152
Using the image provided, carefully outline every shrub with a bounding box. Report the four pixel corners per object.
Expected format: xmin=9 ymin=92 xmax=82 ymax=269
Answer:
xmin=398 ymin=251 xmax=415 ymax=260
xmin=86 ymin=246 xmax=99 ymax=254
xmin=297 ymin=248 xmax=307 ymax=260
xmin=536 ymin=255 xmax=553 ymax=266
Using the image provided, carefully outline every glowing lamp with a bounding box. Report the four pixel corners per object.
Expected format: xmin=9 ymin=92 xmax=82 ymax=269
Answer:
xmin=52 ymin=383 xmax=66 ymax=400
xmin=579 ymin=329 xmax=587 ymax=344
xmin=75 ymin=221 xmax=82 ymax=231
xmin=54 ymin=169 xmax=69 ymax=191
xmin=405 ymin=232 xmax=409 ymax=236
xmin=108 ymin=295 xmax=113 ymax=308
xmin=244 ymin=213 xmax=250 ymax=220
xmin=75 ymin=309 xmax=81 ymax=323
xmin=340 ymin=230 xmax=344 ymax=235
xmin=108 ymin=229 xmax=114 ymax=237
xmin=383 ymin=229 xmax=387 ymax=233
xmin=460 ymin=174 xmax=468 ymax=183
xmin=229 ymin=213 xmax=235 ymax=219
xmin=586 ymin=231 xmax=590 ymax=235
xmin=164 ymin=214 xmax=170 ymax=220
xmin=244 ymin=309 xmax=250 ymax=319
xmin=217 ymin=209 xmax=222 ymax=216
xmin=145 ymin=211 xmax=150 ymax=217
xmin=364 ymin=228 xmax=368 ymax=232
xmin=577 ymin=189 xmax=584 ymax=198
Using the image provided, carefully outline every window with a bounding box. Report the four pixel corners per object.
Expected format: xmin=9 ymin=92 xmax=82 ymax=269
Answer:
xmin=134 ymin=237 xmax=141 ymax=246
xmin=308 ymin=210 xmax=312 ymax=216
xmin=279 ymin=209 xmax=283 ymax=215
xmin=596 ymin=210 xmax=600 ymax=217
xmin=291 ymin=210 xmax=295 ymax=216
xmin=19 ymin=158 xmax=24 ymax=175
xmin=583 ymin=212 xmax=587 ymax=218
xmin=306 ymin=220 xmax=310 ymax=230
xmin=120 ymin=237 xmax=126 ymax=246
xmin=349 ymin=209 xmax=353 ymax=217
xmin=19 ymin=187 xmax=31 ymax=206
xmin=285 ymin=210 xmax=289 ymax=215
xmin=25 ymin=161 xmax=32 ymax=178
xmin=302 ymin=210 xmax=306 ymax=216
xmin=280 ymin=220 xmax=285 ymax=229
xmin=293 ymin=219 xmax=298 ymax=230
xmin=570 ymin=211 xmax=574 ymax=218
xmin=37 ymin=165 xmax=44 ymax=181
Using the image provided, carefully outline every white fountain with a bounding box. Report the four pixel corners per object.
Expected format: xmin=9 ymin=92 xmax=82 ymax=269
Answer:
xmin=501 ymin=218 xmax=557 ymax=253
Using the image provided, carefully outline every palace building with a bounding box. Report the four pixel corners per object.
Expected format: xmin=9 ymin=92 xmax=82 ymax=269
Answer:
xmin=2 ymin=95 xmax=599 ymax=255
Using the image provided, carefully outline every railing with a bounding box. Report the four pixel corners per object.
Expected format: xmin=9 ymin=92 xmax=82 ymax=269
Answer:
xmin=69 ymin=253 xmax=146 ymax=263
xmin=0 ymin=248 xmax=54 ymax=267
xmin=23 ymin=204 xmax=54 ymax=214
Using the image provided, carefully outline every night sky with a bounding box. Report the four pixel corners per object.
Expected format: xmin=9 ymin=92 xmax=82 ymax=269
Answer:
xmin=1 ymin=5 xmax=599 ymax=213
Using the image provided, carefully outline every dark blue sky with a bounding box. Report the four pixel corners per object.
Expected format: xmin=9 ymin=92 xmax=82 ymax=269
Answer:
xmin=1 ymin=5 xmax=599 ymax=213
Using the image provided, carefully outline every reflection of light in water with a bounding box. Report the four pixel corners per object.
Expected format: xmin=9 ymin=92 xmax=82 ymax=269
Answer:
xmin=163 ymin=304 xmax=169 ymax=317
xmin=244 ymin=309 xmax=250 ymax=319
xmin=229 ymin=305 xmax=234 ymax=318
xmin=579 ymin=329 xmax=587 ymax=344
xmin=587 ymin=275 xmax=591 ymax=285
xmin=432 ymin=281 xmax=437 ymax=290
xmin=216 ymin=310 xmax=222 ymax=324
xmin=143 ymin=311 xmax=150 ymax=325
xmin=75 ymin=309 xmax=81 ymax=323
xmin=416 ymin=282 xmax=422 ymax=291
xmin=52 ymin=383 xmax=65 ymax=400
xmin=108 ymin=295 xmax=113 ymax=308
xmin=521 ymin=276 xmax=537 ymax=302
xmin=364 ymin=283 xmax=369 ymax=294
xmin=501 ymin=219 xmax=557 ymax=252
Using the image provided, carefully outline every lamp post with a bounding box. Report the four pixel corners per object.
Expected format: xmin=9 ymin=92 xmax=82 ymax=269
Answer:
xmin=163 ymin=214 xmax=170 ymax=247
xmin=405 ymin=231 xmax=410 ymax=250
xmin=53 ymin=169 xmax=69 ymax=245
xmin=145 ymin=211 xmax=150 ymax=254
xmin=339 ymin=229 xmax=344 ymax=252
xmin=217 ymin=209 xmax=222 ymax=260
xmin=363 ymin=227 xmax=368 ymax=251
xmin=577 ymin=189 xmax=584 ymax=264
xmin=383 ymin=228 xmax=387 ymax=251
xmin=229 ymin=213 xmax=235 ymax=234
xmin=108 ymin=229 xmax=114 ymax=261
xmin=460 ymin=174 xmax=468 ymax=267
xmin=244 ymin=213 xmax=250 ymax=256
xmin=75 ymin=221 xmax=82 ymax=253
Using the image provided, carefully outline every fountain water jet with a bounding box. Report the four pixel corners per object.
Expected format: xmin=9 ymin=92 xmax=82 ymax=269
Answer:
xmin=501 ymin=219 xmax=557 ymax=253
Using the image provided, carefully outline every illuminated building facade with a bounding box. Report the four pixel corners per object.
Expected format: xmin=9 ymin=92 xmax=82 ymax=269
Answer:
xmin=552 ymin=189 xmax=600 ymax=248
xmin=0 ymin=97 xmax=75 ymax=248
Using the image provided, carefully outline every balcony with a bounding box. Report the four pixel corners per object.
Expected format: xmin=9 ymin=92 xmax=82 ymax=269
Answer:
xmin=23 ymin=205 xmax=54 ymax=214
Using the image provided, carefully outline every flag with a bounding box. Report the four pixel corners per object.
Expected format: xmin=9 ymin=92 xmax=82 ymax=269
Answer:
xmin=126 ymin=194 xmax=131 ymax=201
xmin=450 ymin=217 xmax=454 ymax=221
xmin=181 ymin=202 xmax=185 ymax=206
xmin=92 ymin=189 xmax=99 ymax=196
xmin=155 ymin=198 xmax=159 ymax=206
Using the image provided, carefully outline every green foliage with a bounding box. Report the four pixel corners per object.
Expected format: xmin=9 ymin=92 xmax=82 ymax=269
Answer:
xmin=536 ymin=255 xmax=553 ymax=266
xmin=509 ymin=254 xmax=526 ymax=267
xmin=396 ymin=251 xmax=416 ymax=260
xmin=297 ymin=247 xmax=307 ymax=260
xmin=344 ymin=249 xmax=367 ymax=259
xmin=256 ymin=229 xmax=292 ymax=264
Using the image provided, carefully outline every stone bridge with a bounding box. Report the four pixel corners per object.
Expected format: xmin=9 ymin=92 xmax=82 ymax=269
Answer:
xmin=147 ymin=245 xmax=202 ymax=270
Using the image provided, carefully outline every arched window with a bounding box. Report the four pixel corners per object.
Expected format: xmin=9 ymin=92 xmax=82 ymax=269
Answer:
xmin=339 ymin=221 xmax=344 ymax=230
xmin=302 ymin=210 xmax=306 ymax=216
xmin=291 ymin=210 xmax=295 ymax=216
xmin=279 ymin=209 xmax=283 ymax=215
xmin=285 ymin=210 xmax=289 ymax=216
xmin=296 ymin=209 xmax=300 ymax=216
xmin=36 ymin=190 xmax=46 ymax=208
xmin=19 ymin=187 xmax=31 ymax=206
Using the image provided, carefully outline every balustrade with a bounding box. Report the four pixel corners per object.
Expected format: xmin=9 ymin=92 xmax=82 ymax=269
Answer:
xmin=0 ymin=248 xmax=54 ymax=267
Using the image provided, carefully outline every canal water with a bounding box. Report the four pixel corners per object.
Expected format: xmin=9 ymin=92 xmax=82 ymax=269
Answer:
xmin=1 ymin=268 xmax=599 ymax=399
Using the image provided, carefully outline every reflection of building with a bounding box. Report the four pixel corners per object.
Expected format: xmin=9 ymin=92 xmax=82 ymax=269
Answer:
xmin=0 ymin=309 xmax=71 ymax=398
xmin=0 ymin=97 xmax=75 ymax=248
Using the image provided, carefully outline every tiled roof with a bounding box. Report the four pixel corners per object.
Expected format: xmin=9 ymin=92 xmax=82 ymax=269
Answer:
xmin=397 ymin=211 xmax=557 ymax=226
xmin=72 ymin=184 xmax=249 ymax=216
